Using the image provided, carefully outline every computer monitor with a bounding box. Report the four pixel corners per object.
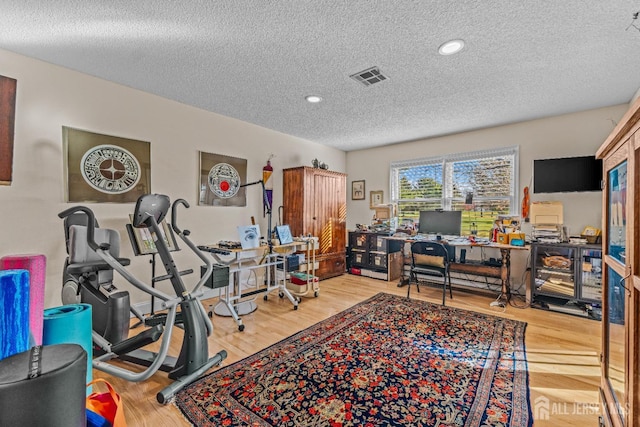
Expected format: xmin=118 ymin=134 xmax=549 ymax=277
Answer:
xmin=418 ymin=210 xmax=462 ymax=236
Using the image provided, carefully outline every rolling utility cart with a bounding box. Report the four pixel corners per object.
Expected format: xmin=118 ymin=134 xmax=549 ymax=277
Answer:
xmin=199 ymin=244 xmax=299 ymax=331
xmin=283 ymin=237 xmax=319 ymax=298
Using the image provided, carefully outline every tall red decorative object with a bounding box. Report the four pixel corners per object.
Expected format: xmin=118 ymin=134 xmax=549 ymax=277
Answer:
xmin=0 ymin=254 xmax=47 ymax=345
xmin=521 ymin=186 xmax=530 ymax=221
xmin=262 ymin=158 xmax=273 ymax=216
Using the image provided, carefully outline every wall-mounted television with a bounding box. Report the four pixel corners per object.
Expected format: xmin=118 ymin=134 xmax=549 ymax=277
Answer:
xmin=418 ymin=210 xmax=462 ymax=236
xmin=533 ymin=155 xmax=602 ymax=194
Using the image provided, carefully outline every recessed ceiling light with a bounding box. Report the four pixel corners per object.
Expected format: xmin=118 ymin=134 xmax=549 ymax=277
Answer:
xmin=305 ymin=95 xmax=322 ymax=103
xmin=438 ymin=39 xmax=465 ymax=55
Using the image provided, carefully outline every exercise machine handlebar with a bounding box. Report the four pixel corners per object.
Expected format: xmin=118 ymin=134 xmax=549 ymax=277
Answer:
xmin=171 ymin=198 xmax=190 ymax=236
xmin=170 ymin=199 xmax=211 ymax=297
xmin=58 ymin=206 xmax=108 ymax=252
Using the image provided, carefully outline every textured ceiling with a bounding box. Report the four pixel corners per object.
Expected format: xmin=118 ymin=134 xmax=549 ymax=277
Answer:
xmin=1 ymin=1 xmax=640 ymax=151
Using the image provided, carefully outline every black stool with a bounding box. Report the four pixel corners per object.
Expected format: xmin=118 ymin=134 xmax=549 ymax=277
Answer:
xmin=0 ymin=344 xmax=87 ymax=427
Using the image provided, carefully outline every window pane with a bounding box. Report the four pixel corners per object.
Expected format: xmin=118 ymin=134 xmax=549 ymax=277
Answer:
xmin=451 ymin=155 xmax=514 ymax=199
xmin=452 ymin=201 xmax=511 ymax=237
xmin=397 ymin=163 xmax=443 ymax=200
xmin=398 ymin=201 xmax=442 ymax=222
xmin=391 ymin=147 xmax=518 ymax=236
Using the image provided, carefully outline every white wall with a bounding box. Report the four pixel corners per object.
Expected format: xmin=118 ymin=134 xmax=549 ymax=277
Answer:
xmin=0 ymin=48 xmax=346 ymax=308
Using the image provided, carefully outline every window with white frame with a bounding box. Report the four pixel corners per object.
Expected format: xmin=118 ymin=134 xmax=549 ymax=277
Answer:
xmin=390 ymin=147 xmax=519 ymax=237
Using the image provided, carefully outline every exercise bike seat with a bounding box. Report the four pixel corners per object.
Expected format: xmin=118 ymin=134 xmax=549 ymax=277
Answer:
xmin=64 ymin=223 xmax=132 ymax=344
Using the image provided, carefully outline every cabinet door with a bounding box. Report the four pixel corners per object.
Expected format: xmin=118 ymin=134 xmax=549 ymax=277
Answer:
xmin=533 ymin=245 xmax=576 ymax=299
xmin=602 ymin=154 xmax=629 ymax=426
xmin=312 ymin=172 xmax=346 ymax=256
xmin=349 ymin=232 xmax=368 ymax=250
xmin=632 ymin=135 xmax=640 ymax=426
xmin=349 ymin=232 xmax=368 ymax=267
xmin=578 ymin=247 xmax=603 ymax=302
xmin=282 ymin=168 xmax=307 ymax=237
xmin=598 ymin=98 xmax=640 ymax=427
xmin=283 ymin=167 xmax=346 ymax=279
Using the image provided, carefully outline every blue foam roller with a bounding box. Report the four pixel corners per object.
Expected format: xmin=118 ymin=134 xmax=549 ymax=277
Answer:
xmin=43 ymin=304 xmax=93 ymax=388
xmin=0 ymin=270 xmax=30 ymax=361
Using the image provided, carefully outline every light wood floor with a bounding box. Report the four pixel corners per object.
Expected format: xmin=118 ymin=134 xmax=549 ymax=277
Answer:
xmin=96 ymin=275 xmax=602 ymax=426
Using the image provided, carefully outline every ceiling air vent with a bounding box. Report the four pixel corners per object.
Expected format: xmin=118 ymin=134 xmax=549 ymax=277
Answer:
xmin=350 ymin=66 xmax=388 ymax=86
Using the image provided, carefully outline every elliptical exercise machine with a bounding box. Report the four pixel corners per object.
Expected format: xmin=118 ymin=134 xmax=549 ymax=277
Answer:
xmin=59 ymin=194 xmax=227 ymax=403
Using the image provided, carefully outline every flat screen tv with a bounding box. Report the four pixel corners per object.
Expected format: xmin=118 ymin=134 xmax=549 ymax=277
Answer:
xmin=533 ymin=156 xmax=602 ymax=194
xmin=418 ymin=210 xmax=462 ymax=236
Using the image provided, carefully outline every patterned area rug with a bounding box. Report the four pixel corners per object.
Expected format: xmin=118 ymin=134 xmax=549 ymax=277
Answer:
xmin=175 ymin=293 xmax=531 ymax=426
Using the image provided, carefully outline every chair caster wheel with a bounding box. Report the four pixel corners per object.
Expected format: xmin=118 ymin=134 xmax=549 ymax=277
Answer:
xmin=238 ymin=324 xmax=245 ymax=332
xmin=263 ymin=295 xmax=268 ymax=301
xmin=208 ymin=311 xmax=213 ymax=318
xmin=314 ymin=291 xmax=319 ymax=297
xmin=294 ymin=305 xmax=298 ymax=310
xmin=279 ymin=292 xmax=284 ymax=298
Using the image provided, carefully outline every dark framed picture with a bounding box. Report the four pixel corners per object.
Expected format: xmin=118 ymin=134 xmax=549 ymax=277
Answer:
xmin=0 ymin=74 xmax=16 ymax=186
xmin=199 ymin=151 xmax=247 ymax=206
xmin=63 ymin=126 xmax=151 ymax=203
xmin=352 ymin=180 xmax=365 ymax=200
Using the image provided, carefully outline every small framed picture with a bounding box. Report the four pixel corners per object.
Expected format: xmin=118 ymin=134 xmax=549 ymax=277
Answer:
xmin=352 ymin=180 xmax=365 ymax=200
xmin=276 ymin=224 xmax=294 ymax=244
xmin=126 ymin=215 xmax=178 ymax=256
xmin=370 ymin=190 xmax=383 ymax=208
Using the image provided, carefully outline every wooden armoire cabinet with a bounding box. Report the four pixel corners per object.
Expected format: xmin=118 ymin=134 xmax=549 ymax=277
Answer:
xmin=596 ymin=97 xmax=640 ymax=427
xmin=282 ymin=166 xmax=347 ymax=280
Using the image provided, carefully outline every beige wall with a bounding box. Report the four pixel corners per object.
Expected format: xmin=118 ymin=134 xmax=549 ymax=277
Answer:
xmin=0 ymin=48 xmax=346 ymax=308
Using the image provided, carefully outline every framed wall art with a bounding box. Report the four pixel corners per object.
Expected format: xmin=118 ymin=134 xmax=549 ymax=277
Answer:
xmin=0 ymin=74 xmax=17 ymax=185
xmin=351 ymin=180 xmax=365 ymax=200
xmin=63 ymin=126 xmax=151 ymax=203
xmin=370 ymin=190 xmax=383 ymax=208
xmin=199 ymin=151 xmax=247 ymax=206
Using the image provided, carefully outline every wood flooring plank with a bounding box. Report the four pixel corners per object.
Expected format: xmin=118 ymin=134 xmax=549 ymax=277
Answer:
xmin=93 ymin=274 xmax=601 ymax=426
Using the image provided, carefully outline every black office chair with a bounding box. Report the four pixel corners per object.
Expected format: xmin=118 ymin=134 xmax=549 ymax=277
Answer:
xmin=408 ymin=241 xmax=454 ymax=305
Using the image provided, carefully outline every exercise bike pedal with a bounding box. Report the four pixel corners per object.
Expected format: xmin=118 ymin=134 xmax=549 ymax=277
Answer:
xmin=111 ymin=324 xmax=164 ymax=355
xmin=144 ymin=312 xmax=184 ymax=327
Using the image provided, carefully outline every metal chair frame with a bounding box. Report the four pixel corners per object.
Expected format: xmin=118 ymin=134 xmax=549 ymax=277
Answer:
xmin=408 ymin=241 xmax=454 ymax=305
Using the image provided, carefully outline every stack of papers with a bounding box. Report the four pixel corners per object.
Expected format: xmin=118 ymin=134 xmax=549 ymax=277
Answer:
xmin=532 ymin=224 xmax=563 ymax=243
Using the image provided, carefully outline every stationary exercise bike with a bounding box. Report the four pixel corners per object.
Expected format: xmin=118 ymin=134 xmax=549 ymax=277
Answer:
xmin=59 ymin=194 xmax=227 ymax=403
xmin=61 ymin=211 xmax=131 ymax=345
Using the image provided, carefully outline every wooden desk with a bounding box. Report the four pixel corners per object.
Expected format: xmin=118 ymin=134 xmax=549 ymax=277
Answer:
xmin=453 ymin=242 xmax=529 ymax=303
xmin=390 ymin=236 xmax=528 ymax=304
